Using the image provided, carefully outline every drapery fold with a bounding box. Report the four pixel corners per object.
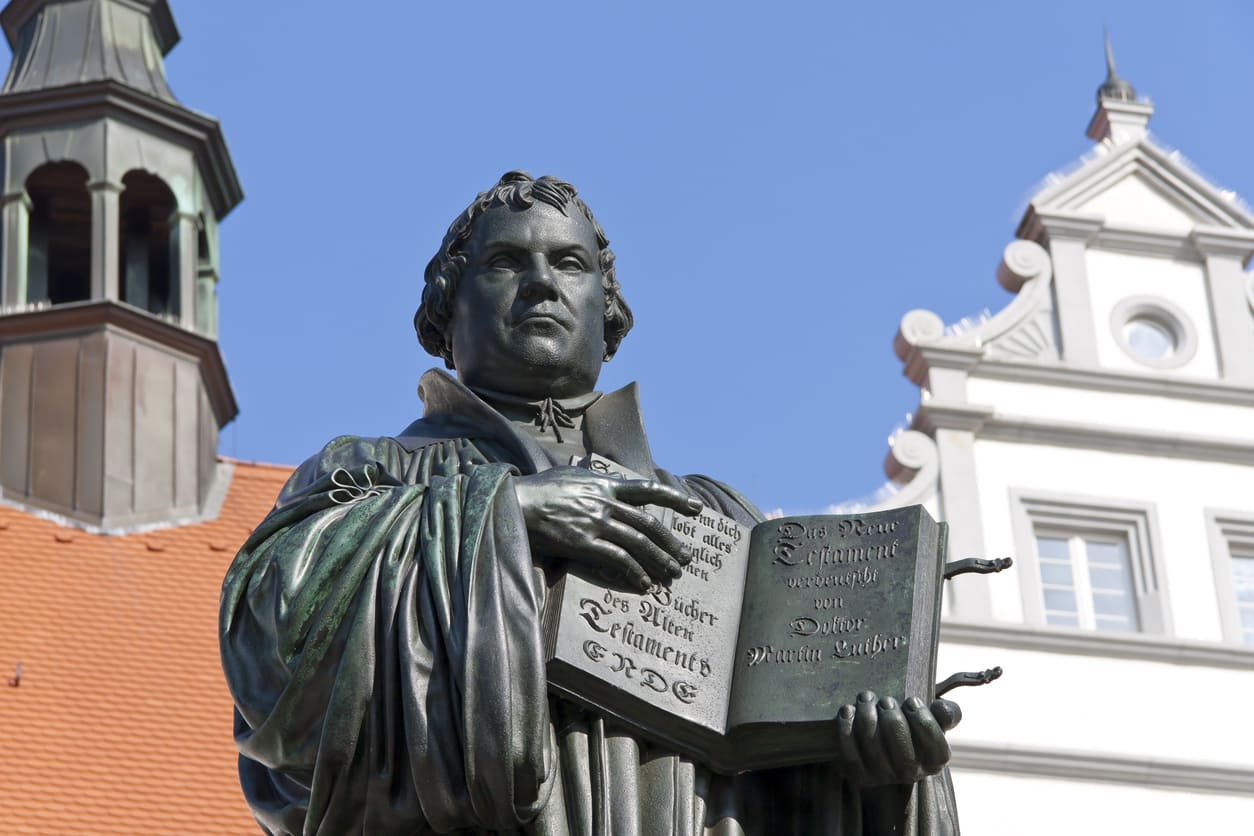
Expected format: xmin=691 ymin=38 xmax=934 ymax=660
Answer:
xmin=222 ymin=438 xmax=555 ymax=835
xmin=221 ymin=373 xmax=961 ymax=835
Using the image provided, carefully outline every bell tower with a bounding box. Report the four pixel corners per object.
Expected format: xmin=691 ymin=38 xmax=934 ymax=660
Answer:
xmin=0 ymin=0 xmax=242 ymax=529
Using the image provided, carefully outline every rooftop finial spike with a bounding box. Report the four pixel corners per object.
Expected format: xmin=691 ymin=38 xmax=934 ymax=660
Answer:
xmin=1097 ymin=29 xmax=1137 ymax=103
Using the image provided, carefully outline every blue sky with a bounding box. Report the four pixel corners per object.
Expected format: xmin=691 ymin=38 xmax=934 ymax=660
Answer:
xmin=54 ymin=0 xmax=1251 ymax=513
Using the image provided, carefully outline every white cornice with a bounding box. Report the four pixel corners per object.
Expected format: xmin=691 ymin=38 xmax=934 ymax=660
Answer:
xmin=951 ymin=742 xmax=1254 ymax=796
xmin=1090 ymin=225 xmax=1199 ymax=259
xmin=1191 ymin=225 xmax=1254 ymax=261
xmin=971 ymin=359 xmax=1254 ymax=407
xmin=915 ymin=402 xmax=993 ymax=434
xmin=1025 ymin=139 xmax=1254 ymax=232
xmin=1018 ymin=208 xmax=1103 ymax=244
xmin=913 ymin=401 xmax=1254 ymax=464
xmin=902 ymin=344 xmax=982 ymax=387
xmin=942 ymin=619 xmax=1254 ymax=670
xmin=972 ymin=413 xmax=1254 ymax=466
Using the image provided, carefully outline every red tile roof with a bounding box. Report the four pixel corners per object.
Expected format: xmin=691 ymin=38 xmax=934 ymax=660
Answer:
xmin=0 ymin=459 xmax=293 ymax=835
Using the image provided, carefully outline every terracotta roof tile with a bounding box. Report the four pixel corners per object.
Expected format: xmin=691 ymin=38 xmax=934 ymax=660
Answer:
xmin=0 ymin=459 xmax=294 ymax=835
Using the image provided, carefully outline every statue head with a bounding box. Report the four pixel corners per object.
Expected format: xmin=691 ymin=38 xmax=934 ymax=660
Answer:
xmin=415 ymin=171 xmax=633 ymax=398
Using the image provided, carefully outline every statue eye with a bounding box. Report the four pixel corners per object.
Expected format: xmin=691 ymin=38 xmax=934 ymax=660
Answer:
xmin=487 ymin=254 xmax=519 ymax=270
xmin=555 ymin=255 xmax=587 ymax=272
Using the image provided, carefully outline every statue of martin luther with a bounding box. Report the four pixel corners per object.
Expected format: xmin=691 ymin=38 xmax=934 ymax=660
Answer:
xmin=220 ymin=171 xmax=962 ymax=835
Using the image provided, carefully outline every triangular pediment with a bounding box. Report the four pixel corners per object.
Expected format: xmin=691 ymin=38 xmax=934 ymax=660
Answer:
xmin=1076 ymin=172 xmax=1200 ymax=232
xmin=1029 ymin=139 xmax=1254 ymax=232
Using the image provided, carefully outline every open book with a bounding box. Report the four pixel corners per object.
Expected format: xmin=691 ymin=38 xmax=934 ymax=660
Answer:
xmin=541 ymin=454 xmax=947 ymax=774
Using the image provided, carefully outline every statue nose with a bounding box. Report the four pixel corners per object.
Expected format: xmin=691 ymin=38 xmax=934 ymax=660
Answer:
xmin=519 ymin=257 xmax=559 ymax=300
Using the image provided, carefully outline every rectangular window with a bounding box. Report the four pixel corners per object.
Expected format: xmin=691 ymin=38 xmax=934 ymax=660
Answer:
xmin=1232 ymin=552 xmax=1254 ymax=646
xmin=1011 ymin=491 xmax=1169 ymax=636
xmin=1035 ymin=533 xmax=1139 ymax=633
xmin=1207 ymin=510 xmax=1254 ymax=646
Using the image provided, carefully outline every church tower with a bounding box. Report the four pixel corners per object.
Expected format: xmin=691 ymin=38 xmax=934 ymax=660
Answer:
xmin=0 ymin=0 xmax=242 ymax=530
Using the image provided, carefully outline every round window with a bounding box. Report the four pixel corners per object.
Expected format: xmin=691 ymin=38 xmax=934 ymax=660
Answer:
xmin=1122 ymin=315 xmax=1176 ymax=361
xmin=1109 ymin=296 xmax=1196 ymax=370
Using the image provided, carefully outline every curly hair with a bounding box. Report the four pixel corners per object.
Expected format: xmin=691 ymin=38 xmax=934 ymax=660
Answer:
xmin=414 ymin=170 xmax=634 ymax=369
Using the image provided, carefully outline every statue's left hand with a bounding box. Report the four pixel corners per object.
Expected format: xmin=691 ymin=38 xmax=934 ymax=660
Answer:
xmin=832 ymin=691 xmax=960 ymax=786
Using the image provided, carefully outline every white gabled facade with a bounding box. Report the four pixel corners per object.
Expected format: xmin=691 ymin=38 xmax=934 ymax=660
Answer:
xmin=870 ymin=49 xmax=1254 ymax=833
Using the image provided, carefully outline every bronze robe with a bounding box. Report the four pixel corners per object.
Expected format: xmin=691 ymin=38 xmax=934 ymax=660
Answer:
xmin=220 ymin=370 xmax=959 ymax=835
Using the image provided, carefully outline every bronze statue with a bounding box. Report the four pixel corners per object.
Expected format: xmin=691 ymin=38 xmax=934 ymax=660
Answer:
xmin=220 ymin=171 xmax=961 ymax=835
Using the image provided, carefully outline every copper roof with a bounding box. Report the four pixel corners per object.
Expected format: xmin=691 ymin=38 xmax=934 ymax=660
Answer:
xmin=0 ymin=458 xmax=293 ymax=834
xmin=1 ymin=0 xmax=178 ymax=101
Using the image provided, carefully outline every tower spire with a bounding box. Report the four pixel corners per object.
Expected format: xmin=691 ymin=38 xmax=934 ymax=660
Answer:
xmin=1097 ymin=29 xmax=1137 ymax=103
xmin=1086 ymin=30 xmax=1153 ymax=145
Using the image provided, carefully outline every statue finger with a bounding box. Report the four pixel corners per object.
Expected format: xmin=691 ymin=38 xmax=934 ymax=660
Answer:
xmin=610 ymin=504 xmax=693 ymax=565
xmin=853 ymin=691 xmax=893 ymax=784
xmin=877 ymin=696 xmax=919 ymax=783
xmin=903 ymin=696 xmax=951 ymax=774
xmin=930 ymin=698 xmax=962 ymax=731
xmin=582 ymin=540 xmax=653 ymax=592
xmin=614 ymin=480 xmax=704 ymax=516
xmin=602 ymin=520 xmax=684 ymax=582
xmin=833 ymin=703 xmax=866 ymax=784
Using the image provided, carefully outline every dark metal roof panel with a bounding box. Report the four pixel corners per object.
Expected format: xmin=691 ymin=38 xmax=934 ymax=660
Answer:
xmin=1 ymin=0 xmax=176 ymax=102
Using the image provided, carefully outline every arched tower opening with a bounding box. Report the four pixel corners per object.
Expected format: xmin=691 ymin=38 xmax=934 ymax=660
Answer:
xmin=0 ymin=0 xmax=242 ymax=532
xmin=118 ymin=170 xmax=177 ymax=317
xmin=25 ymin=161 xmax=92 ymax=305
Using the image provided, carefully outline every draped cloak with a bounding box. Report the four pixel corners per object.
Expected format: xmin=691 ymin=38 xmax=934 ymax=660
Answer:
xmin=220 ymin=369 xmax=960 ymax=836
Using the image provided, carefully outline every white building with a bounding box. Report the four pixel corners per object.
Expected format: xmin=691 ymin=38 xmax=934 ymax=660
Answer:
xmin=875 ymin=45 xmax=1254 ymax=833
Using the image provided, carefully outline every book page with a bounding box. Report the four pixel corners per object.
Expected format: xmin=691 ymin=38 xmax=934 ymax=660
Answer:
xmin=726 ymin=507 xmax=935 ymax=732
xmin=544 ymin=454 xmax=752 ymax=737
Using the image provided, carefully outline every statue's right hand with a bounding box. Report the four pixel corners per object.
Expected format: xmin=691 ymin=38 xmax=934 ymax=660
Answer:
xmin=512 ymin=467 xmax=703 ymax=591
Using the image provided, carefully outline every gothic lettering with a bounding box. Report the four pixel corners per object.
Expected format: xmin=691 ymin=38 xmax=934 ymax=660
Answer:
xmin=788 ymin=615 xmax=866 ymax=638
xmin=832 ymin=633 xmax=908 ymax=660
xmin=578 ymin=599 xmax=611 ymax=633
xmin=744 ymin=644 xmax=824 ymax=666
xmin=784 ymin=566 xmax=879 ymax=590
xmin=672 ymin=680 xmax=698 ymax=704
xmin=640 ymin=668 xmax=668 ymax=693
xmin=837 ymin=517 xmax=899 ymax=538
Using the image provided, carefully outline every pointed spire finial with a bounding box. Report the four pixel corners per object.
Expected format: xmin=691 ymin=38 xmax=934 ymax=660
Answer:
xmin=1097 ymin=29 xmax=1137 ymax=103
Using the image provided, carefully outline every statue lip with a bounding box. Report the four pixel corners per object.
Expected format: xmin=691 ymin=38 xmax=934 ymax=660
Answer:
xmin=513 ymin=309 xmax=569 ymax=327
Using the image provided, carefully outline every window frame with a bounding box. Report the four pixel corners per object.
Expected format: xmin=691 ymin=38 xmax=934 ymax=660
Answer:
xmin=1010 ymin=490 xmax=1172 ymax=636
xmin=1034 ymin=529 xmax=1141 ymax=632
xmin=1108 ymin=294 xmax=1198 ymax=370
xmin=1205 ymin=509 xmax=1254 ymax=646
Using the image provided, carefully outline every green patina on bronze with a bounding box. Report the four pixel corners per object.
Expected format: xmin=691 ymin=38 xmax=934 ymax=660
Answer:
xmin=220 ymin=172 xmax=965 ymax=835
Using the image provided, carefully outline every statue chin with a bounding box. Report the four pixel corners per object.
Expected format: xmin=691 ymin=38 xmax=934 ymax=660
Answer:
xmin=462 ymin=347 xmax=603 ymax=401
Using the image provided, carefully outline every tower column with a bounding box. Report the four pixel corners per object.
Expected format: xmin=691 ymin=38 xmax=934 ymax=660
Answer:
xmin=1034 ymin=212 xmax=1103 ymax=367
xmin=87 ymin=179 xmax=123 ymax=302
xmin=1192 ymin=229 xmax=1254 ymax=385
xmin=0 ymin=190 xmax=31 ymax=308
xmin=172 ymin=209 xmax=198 ymax=330
xmin=196 ymin=259 xmax=218 ymax=338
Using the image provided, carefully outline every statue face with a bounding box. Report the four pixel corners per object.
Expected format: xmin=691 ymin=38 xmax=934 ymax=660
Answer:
xmin=451 ymin=201 xmax=606 ymax=398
